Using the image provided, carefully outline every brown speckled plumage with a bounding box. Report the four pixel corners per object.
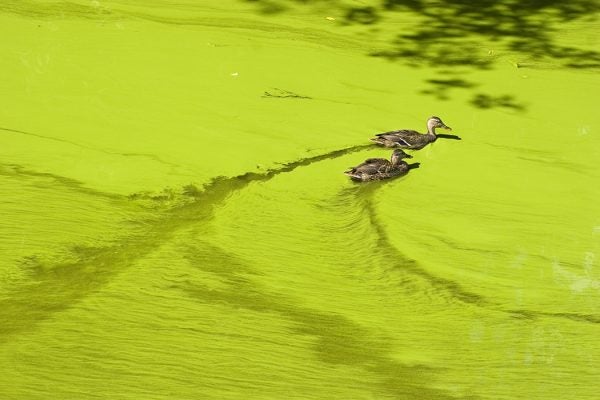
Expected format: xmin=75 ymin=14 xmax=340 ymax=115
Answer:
xmin=371 ymin=116 xmax=452 ymax=149
xmin=344 ymin=149 xmax=413 ymax=182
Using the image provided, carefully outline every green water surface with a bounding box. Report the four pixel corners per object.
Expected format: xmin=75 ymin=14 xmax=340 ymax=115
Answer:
xmin=1 ymin=1 xmax=599 ymax=399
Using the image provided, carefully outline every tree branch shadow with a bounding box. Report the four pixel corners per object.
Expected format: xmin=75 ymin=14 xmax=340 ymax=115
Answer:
xmin=243 ymin=0 xmax=600 ymax=109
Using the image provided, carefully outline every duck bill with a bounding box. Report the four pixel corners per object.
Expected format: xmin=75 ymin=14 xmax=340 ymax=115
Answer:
xmin=441 ymin=124 xmax=452 ymax=131
xmin=405 ymin=154 xmax=413 ymax=159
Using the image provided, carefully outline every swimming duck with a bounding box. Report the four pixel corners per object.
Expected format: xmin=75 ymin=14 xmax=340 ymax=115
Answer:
xmin=344 ymin=149 xmax=413 ymax=182
xmin=370 ymin=116 xmax=452 ymax=149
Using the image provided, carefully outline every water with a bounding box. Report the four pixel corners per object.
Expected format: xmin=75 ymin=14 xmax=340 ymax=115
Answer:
xmin=1 ymin=1 xmax=599 ymax=399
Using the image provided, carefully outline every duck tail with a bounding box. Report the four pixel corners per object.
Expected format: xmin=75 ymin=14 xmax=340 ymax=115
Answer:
xmin=343 ymin=170 xmax=362 ymax=180
xmin=346 ymin=174 xmax=363 ymax=182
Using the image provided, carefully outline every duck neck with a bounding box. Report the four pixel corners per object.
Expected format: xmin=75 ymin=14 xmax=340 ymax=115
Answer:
xmin=426 ymin=125 xmax=437 ymax=136
xmin=390 ymin=155 xmax=406 ymax=167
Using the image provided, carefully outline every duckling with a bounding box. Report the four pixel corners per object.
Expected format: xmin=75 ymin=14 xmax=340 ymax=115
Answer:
xmin=371 ymin=116 xmax=452 ymax=149
xmin=344 ymin=149 xmax=413 ymax=182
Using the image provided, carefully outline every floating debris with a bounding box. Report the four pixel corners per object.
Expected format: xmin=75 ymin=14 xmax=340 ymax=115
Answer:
xmin=262 ymin=88 xmax=312 ymax=99
xmin=325 ymin=17 xmax=336 ymax=21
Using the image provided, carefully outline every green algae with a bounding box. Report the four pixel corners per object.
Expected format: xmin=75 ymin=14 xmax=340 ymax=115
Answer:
xmin=0 ymin=1 xmax=599 ymax=399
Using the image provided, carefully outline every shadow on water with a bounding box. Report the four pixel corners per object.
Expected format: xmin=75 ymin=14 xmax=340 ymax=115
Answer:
xmin=242 ymin=0 xmax=600 ymax=108
xmin=371 ymin=0 xmax=600 ymax=68
xmin=2 ymin=138 xmax=599 ymax=345
xmin=4 ymin=1 xmax=598 ymax=109
xmin=436 ymin=134 xmax=462 ymax=141
xmin=408 ymin=161 xmax=421 ymax=170
xmin=178 ymin=242 xmax=469 ymax=399
xmin=470 ymin=94 xmax=526 ymax=111
xmin=0 ymin=144 xmax=371 ymax=341
xmin=0 ymin=163 xmax=125 ymax=201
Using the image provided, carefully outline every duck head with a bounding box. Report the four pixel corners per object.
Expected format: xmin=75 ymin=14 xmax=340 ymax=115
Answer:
xmin=391 ymin=149 xmax=412 ymax=165
xmin=427 ymin=116 xmax=452 ymax=133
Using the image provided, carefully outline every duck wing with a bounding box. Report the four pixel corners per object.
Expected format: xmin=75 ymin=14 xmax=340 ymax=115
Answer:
xmin=378 ymin=162 xmax=410 ymax=179
xmin=374 ymin=130 xmax=421 ymax=147
xmin=363 ymin=157 xmax=388 ymax=165
xmin=375 ymin=129 xmax=419 ymax=138
xmin=353 ymin=164 xmax=382 ymax=174
xmin=346 ymin=159 xmax=389 ymax=174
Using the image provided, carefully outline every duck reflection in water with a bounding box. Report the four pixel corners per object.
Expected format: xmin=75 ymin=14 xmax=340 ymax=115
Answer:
xmin=344 ymin=149 xmax=415 ymax=182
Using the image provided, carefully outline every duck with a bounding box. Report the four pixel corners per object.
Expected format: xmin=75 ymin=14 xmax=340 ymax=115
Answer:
xmin=344 ymin=149 xmax=413 ymax=182
xmin=370 ymin=116 xmax=452 ymax=149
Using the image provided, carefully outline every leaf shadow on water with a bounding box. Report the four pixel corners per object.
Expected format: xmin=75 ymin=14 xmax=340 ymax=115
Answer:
xmin=470 ymin=94 xmax=526 ymax=111
xmin=177 ymin=242 xmax=474 ymax=399
xmin=5 ymin=1 xmax=598 ymax=110
xmin=420 ymin=77 xmax=478 ymax=101
xmin=243 ymin=0 xmax=600 ymax=109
